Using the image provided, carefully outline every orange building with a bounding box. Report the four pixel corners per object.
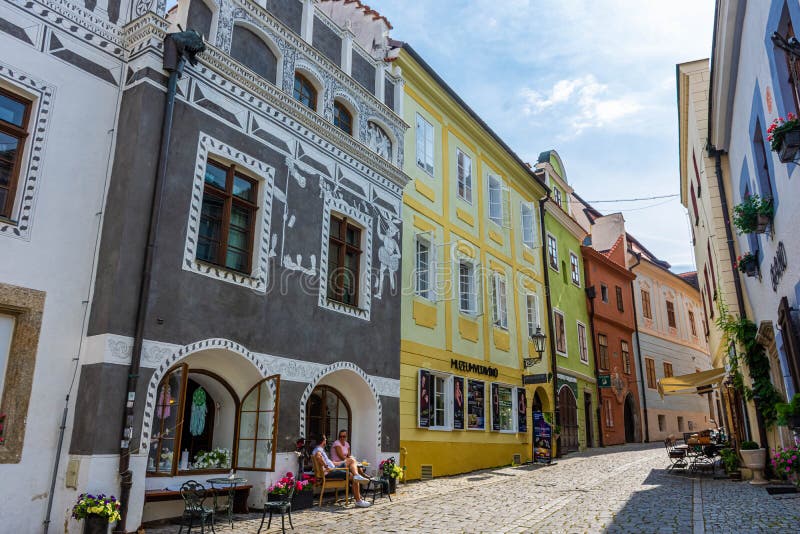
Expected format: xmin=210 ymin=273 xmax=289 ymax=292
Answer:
xmin=582 ymin=234 xmax=642 ymax=445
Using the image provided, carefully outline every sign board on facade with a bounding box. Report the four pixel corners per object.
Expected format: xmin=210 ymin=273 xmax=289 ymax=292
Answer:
xmin=451 ymin=358 xmax=499 ymax=377
xmin=522 ymin=373 xmax=550 ymax=384
xmin=598 ymin=374 xmax=611 ymax=388
xmin=533 ymin=411 xmax=551 ymax=464
xmin=517 ymin=389 xmax=527 ymax=433
xmin=418 ymin=370 xmax=430 ymax=428
xmin=467 ymin=379 xmax=485 ymax=430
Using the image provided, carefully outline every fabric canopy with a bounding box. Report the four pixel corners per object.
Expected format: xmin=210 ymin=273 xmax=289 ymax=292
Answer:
xmin=657 ymin=367 xmax=726 ymax=398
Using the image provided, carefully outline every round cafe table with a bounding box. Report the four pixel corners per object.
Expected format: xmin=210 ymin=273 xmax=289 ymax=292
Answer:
xmin=207 ymin=476 xmax=248 ymax=528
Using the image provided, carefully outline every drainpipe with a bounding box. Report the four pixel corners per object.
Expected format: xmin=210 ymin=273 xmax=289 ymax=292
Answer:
xmin=114 ymin=31 xmax=204 ymax=533
xmin=538 ymin=193 xmax=560 ymax=454
xmin=628 ymin=251 xmax=650 ymax=442
xmin=707 ymin=145 xmax=756 ymax=445
xmin=583 ymin=270 xmax=603 ymax=448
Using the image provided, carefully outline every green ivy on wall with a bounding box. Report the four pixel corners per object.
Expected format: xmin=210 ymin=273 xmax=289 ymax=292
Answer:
xmin=716 ymin=302 xmax=782 ymax=427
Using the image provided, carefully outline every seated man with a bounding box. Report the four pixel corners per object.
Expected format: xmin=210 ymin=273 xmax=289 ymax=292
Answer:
xmin=312 ymin=434 xmax=370 ymax=508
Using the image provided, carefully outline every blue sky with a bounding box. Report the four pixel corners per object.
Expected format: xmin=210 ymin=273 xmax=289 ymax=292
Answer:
xmin=369 ymin=0 xmax=715 ymax=272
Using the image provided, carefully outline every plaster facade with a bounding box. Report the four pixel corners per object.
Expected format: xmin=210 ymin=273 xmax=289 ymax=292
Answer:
xmin=397 ymin=46 xmax=551 ymax=480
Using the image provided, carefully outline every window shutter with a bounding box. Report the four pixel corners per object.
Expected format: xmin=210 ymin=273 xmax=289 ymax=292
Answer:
xmin=501 ymin=182 xmax=511 ymax=228
xmin=425 ymin=123 xmax=434 ymax=174
xmin=489 ymin=272 xmax=498 ymax=325
xmin=474 ymin=263 xmax=484 ymax=316
xmin=416 ymin=116 xmax=425 ymax=169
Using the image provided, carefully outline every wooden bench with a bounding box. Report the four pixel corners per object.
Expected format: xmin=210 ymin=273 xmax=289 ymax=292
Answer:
xmin=144 ymin=484 xmax=253 ymax=513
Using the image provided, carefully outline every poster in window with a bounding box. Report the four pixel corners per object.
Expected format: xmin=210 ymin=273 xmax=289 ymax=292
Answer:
xmin=467 ymin=379 xmax=485 ymax=430
xmin=453 ymin=376 xmax=465 ymax=430
xmin=418 ymin=370 xmax=431 ymax=428
xmin=517 ymin=389 xmax=527 ymax=433
xmin=533 ymin=411 xmax=551 ymax=464
xmin=491 ymin=383 xmax=500 ymax=431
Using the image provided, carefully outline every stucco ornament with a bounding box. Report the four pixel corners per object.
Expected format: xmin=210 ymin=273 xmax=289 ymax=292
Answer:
xmin=374 ymin=212 xmax=401 ymax=299
xmin=272 ymin=155 xmax=317 ymax=278
xmin=367 ymin=121 xmax=392 ymax=161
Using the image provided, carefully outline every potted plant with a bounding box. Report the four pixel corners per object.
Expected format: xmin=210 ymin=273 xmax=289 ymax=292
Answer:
xmin=767 ymin=113 xmax=800 ymax=162
xmin=775 ymin=393 xmax=800 ymax=429
xmin=267 ymin=472 xmax=312 ymax=509
xmin=771 ymin=445 xmax=800 ymax=488
xmin=739 ymin=440 xmax=768 ymax=485
xmin=71 ymin=494 xmax=121 ymax=534
xmin=719 ymin=447 xmax=741 ymax=479
xmin=734 ymin=252 xmax=759 ymax=278
xmin=732 ymin=195 xmax=773 ymax=234
xmin=193 ymin=447 xmax=231 ymax=470
xmin=379 ymin=457 xmax=403 ymax=493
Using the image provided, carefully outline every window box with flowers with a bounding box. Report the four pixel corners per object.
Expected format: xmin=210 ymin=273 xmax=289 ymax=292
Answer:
xmin=732 ymin=194 xmax=773 ymax=235
xmin=734 ymin=252 xmax=759 ymax=278
xmin=768 ymin=113 xmax=800 ymax=163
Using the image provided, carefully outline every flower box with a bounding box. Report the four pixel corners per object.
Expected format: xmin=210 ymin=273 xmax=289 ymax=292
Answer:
xmin=777 ymin=128 xmax=800 ymax=163
xmin=267 ymin=489 xmax=314 ymax=510
xmin=735 ymin=253 xmax=759 ymax=277
xmin=732 ymin=195 xmax=773 ymax=235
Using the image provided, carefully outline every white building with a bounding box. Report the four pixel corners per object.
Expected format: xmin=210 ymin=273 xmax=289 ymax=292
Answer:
xmin=0 ymin=0 xmax=125 ymax=531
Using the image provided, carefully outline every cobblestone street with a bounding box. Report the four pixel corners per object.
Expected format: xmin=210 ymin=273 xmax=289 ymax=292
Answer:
xmin=145 ymin=444 xmax=800 ymax=533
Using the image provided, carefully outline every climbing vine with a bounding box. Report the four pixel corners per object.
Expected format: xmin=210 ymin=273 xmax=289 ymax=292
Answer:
xmin=716 ymin=302 xmax=782 ymax=427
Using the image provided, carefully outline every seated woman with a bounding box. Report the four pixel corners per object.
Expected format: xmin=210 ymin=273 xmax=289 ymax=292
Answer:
xmin=312 ymin=434 xmax=370 ymax=508
xmin=332 ymin=429 xmax=370 ymax=478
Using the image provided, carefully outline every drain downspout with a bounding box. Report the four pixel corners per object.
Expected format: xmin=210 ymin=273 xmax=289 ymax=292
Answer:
xmin=628 ymin=251 xmax=649 ymax=442
xmin=114 ymin=32 xmax=204 ymax=533
xmin=538 ymin=193 xmax=560 ymax=454
xmin=584 ymin=276 xmax=603 ymax=448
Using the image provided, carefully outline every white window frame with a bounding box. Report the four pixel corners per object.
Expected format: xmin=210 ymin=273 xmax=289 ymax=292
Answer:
xmin=526 ymin=293 xmax=540 ymax=339
xmin=521 ymin=201 xmax=536 ymax=249
xmin=569 ymin=252 xmax=581 ymax=286
xmin=577 ymin=321 xmax=588 ymax=364
xmin=458 ymin=260 xmax=478 ymax=315
xmin=547 ymin=233 xmax=559 ymax=271
xmin=553 ymin=187 xmax=562 ymax=208
xmin=553 ymin=308 xmax=567 ymax=356
xmin=414 ymin=234 xmax=434 ymax=300
xmin=429 ymin=372 xmax=453 ymax=430
xmin=456 ymin=148 xmax=472 ymax=203
xmin=415 ymin=113 xmax=434 ymax=175
xmin=490 ymin=271 xmax=508 ymax=329
xmin=491 ymin=383 xmax=518 ymax=433
xmin=487 ymin=174 xmax=509 ymax=227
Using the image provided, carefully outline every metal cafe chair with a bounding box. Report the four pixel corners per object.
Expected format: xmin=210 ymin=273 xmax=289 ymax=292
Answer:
xmin=178 ymin=480 xmax=216 ymax=534
xmin=258 ymin=484 xmax=295 ymax=534
xmin=664 ymin=438 xmax=688 ymax=470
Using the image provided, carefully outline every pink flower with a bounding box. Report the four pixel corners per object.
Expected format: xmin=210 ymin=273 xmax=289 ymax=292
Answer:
xmin=787 ymin=467 xmax=791 ymax=472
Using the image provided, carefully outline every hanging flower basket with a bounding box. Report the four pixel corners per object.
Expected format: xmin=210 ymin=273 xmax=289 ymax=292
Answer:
xmin=768 ymin=114 xmax=800 ymax=163
xmin=734 ymin=253 xmax=759 ymax=277
xmin=732 ymin=195 xmax=773 ymax=235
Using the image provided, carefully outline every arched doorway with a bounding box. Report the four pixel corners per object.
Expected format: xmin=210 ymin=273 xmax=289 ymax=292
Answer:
xmin=305 ymin=385 xmax=352 ymax=448
xmin=558 ymin=386 xmax=579 ymax=452
xmin=624 ymin=393 xmax=637 ymax=443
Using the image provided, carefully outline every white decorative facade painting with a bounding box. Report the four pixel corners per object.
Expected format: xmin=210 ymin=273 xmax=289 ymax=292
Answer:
xmin=367 ymin=120 xmax=392 ymax=161
xmin=373 ymin=208 xmax=401 ymax=299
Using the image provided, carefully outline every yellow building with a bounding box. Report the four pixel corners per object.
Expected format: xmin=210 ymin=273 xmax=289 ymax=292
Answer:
xmin=397 ymin=45 xmax=552 ymax=480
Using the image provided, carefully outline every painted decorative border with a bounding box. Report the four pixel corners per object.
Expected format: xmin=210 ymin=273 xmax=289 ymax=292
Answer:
xmin=0 ymin=62 xmax=54 ymax=241
xmin=318 ymin=193 xmax=373 ymax=320
xmin=182 ymin=133 xmax=275 ymax=292
xmin=298 ymin=361 xmax=383 ymax=452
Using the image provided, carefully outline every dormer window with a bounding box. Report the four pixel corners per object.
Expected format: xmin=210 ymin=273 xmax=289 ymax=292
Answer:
xmin=333 ymin=101 xmax=353 ymax=135
xmin=293 ymin=72 xmax=317 ymax=110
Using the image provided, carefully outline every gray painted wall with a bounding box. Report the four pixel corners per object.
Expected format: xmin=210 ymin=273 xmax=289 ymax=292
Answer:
xmin=351 ymin=50 xmax=375 ymax=93
xmin=186 ymin=0 xmax=213 ymax=41
xmin=384 ymin=79 xmax=394 ymax=112
xmin=312 ymin=16 xmax=342 ymax=66
xmin=230 ymin=25 xmax=279 ymax=84
xmin=268 ymin=0 xmax=303 ymax=35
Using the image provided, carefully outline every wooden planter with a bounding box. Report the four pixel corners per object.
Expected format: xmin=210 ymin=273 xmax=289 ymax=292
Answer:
xmin=777 ymin=129 xmax=800 ymax=163
xmin=82 ymin=515 xmax=108 ymax=534
xmin=754 ymin=214 xmax=771 ymax=234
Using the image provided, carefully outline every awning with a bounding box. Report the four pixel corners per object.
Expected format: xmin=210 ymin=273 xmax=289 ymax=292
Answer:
xmin=657 ymin=367 xmax=727 ymax=398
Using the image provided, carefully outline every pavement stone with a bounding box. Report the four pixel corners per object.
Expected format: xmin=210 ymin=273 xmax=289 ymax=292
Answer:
xmin=142 ymin=443 xmax=800 ymax=533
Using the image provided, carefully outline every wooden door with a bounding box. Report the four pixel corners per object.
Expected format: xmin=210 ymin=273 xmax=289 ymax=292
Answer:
xmin=559 ymin=386 xmax=579 ymax=452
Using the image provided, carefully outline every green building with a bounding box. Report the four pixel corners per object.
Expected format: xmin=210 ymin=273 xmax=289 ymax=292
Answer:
xmin=536 ymin=150 xmax=597 ymax=452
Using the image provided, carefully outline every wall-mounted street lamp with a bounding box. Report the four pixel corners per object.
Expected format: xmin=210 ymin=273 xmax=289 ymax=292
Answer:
xmin=524 ymin=326 xmax=547 ymax=368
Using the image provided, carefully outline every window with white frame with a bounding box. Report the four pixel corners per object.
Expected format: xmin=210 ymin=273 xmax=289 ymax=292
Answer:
xmin=416 ymin=114 xmax=434 ymax=175
xmin=456 ymin=149 xmax=472 ymax=202
xmin=430 ymin=373 xmax=451 ymax=429
xmin=490 ymin=271 xmax=508 ymax=328
xmin=459 ymin=261 xmax=477 ymax=314
xmin=415 ymin=236 xmax=433 ymax=299
xmin=577 ymin=322 xmax=588 ymax=363
xmin=487 ymin=174 xmax=507 ymax=226
xmin=547 ymin=234 xmax=558 ymax=270
xmin=526 ymin=293 xmax=540 ymax=339
xmin=553 ymin=187 xmax=563 ymax=208
xmin=521 ymin=202 xmax=536 ymax=249
xmin=570 ymin=252 xmax=580 ymax=286
xmin=553 ymin=309 xmax=567 ymax=355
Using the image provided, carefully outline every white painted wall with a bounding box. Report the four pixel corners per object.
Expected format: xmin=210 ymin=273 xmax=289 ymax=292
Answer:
xmin=723 ymin=1 xmax=800 ymax=398
xmin=0 ymin=26 xmax=122 ymax=533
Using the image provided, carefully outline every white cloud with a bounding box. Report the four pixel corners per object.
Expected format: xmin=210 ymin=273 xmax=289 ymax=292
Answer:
xmin=520 ymin=75 xmax=644 ymax=136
